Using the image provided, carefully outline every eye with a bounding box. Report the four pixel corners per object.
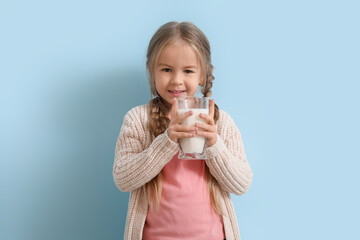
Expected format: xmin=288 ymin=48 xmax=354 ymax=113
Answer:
xmin=184 ymin=69 xmax=194 ymax=74
xmin=161 ymin=68 xmax=172 ymax=72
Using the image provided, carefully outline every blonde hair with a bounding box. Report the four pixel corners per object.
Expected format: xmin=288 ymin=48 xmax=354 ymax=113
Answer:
xmin=145 ymin=21 xmax=222 ymax=214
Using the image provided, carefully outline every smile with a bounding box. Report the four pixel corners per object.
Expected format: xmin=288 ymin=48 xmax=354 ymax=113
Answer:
xmin=168 ymin=90 xmax=185 ymax=93
xmin=168 ymin=90 xmax=185 ymax=96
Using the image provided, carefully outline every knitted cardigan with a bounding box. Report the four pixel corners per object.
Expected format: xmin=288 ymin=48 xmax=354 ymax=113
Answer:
xmin=113 ymin=104 xmax=253 ymax=240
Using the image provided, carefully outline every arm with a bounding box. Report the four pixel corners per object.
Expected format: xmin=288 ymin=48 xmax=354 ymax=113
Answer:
xmin=113 ymin=108 xmax=179 ymax=192
xmin=205 ymin=111 xmax=253 ymax=195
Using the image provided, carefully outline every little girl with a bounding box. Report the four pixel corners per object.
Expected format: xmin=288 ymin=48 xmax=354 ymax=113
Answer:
xmin=113 ymin=21 xmax=253 ymax=240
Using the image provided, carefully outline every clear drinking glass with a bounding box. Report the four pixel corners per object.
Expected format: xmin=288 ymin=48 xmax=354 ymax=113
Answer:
xmin=177 ymin=96 xmax=209 ymax=160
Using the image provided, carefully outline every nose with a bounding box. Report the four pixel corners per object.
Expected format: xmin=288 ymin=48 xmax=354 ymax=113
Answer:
xmin=170 ymin=71 xmax=183 ymax=85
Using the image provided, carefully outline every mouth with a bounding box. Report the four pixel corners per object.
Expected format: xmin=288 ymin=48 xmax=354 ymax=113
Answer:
xmin=168 ymin=90 xmax=185 ymax=97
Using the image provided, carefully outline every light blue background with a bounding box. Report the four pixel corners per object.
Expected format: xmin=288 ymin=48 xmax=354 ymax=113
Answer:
xmin=1 ymin=0 xmax=359 ymax=239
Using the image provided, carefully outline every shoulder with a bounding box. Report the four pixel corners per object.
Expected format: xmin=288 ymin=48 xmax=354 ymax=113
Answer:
xmin=124 ymin=104 xmax=150 ymax=120
xmin=216 ymin=109 xmax=239 ymax=137
xmin=217 ymin=109 xmax=234 ymax=126
xmin=122 ymin=104 xmax=150 ymax=130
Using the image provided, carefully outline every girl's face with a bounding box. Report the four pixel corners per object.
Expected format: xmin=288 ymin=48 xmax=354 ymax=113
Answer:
xmin=154 ymin=40 xmax=203 ymax=106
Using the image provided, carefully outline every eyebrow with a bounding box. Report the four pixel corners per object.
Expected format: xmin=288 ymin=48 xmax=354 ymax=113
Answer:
xmin=158 ymin=63 xmax=198 ymax=68
xmin=184 ymin=65 xmax=198 ymax=69
xmin=158 ymin=63 xmax=171 ymax=67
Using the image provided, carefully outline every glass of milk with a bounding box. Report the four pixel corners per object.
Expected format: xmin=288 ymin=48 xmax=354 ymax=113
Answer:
xmin=177 ymin=96 xmax=209 ymax=160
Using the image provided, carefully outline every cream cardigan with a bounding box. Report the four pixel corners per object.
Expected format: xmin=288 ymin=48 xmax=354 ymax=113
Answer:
xmin=113 ymin=104 xmax=253 ymax=240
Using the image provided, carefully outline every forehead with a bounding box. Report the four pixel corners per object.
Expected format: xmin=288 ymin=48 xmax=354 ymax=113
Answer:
xmin=157 ymin=40 xmax=200 ymax=66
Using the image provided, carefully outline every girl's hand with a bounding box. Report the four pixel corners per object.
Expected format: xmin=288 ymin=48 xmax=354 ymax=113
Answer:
xmin=167 ymin=99 xmax=196 ymax=143
xmin=195 ymin=99 xmax=217 ymax=147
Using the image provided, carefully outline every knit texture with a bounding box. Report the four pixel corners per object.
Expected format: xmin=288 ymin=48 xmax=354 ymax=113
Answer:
xmin=113 ymin=104 xmax=253 ymax=240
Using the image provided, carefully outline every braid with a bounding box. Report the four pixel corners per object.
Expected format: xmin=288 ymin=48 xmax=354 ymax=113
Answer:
xmin=148 ymin=97 xmax=170 ymax=138
xmin=201 ymin=64 xmax=220 ymax=123
xmin=201 ymin=64 xmax=214 ymax=97
xmin=200 ymin=63 xmax=222 ymax=214
xmin=146 ymin=96 xmax=171 ymax=210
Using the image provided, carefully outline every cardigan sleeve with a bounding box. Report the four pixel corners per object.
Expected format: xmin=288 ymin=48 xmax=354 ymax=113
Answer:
xmin=113 ymin=107 xmax=179 ymax=192
xmin=205 ymin=110 xmax=253 ymax=195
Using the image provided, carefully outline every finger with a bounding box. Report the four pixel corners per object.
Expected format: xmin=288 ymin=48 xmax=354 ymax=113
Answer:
xmin=168 ymin=129 xmax=195 ymax=143
xmin=169 ymin=98 xmax=178 ymax=120
xmin=208 ymin=99 xmax=215 ymax=119
xmin=195 ymin=123 xmax=216 ymax=132
xmin=195 ymin=130 xmax=216 ymax=139
xmin=174 ymin=132 xmax=195 ymax=139
xmin=172 ymin=124 xmax=196 ymax=133
xmin=173 ymin=109 xmax=193 ymax=125
xmin=196 ymin=131 xmax=217 ymax=147
xmin=199 ymin=112 xmax=215 ymax=125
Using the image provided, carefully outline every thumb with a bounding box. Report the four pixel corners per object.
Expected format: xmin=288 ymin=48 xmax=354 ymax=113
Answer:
xmin=209 ymin=99 xmax=215 ymax=119
xmin=170 ymin=98 xmax=178 ymax=120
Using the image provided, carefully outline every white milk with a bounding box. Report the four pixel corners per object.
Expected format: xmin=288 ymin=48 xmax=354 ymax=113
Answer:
xmin=178 ymin=108 xmax=209 ymax=153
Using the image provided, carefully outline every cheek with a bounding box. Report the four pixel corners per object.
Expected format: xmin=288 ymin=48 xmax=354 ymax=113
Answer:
xmin=153 ymin=73 xmax=161 ymax=85
xmin=155 ymin=71 xmax=166 ymax=80
xmin=193 ymin=74 xmax=203 ymax=86
xmin=199 ymin=73 xmax=206 ymax=85
xmin=186 ymin=79 xmax=201 ymax=92
xmin=154 ymin=76 xmax=167 ymax=90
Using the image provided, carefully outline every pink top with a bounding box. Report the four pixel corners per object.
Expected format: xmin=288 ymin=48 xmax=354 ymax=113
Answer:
xmin=142 ymin=152 xmax=225 ymax=240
